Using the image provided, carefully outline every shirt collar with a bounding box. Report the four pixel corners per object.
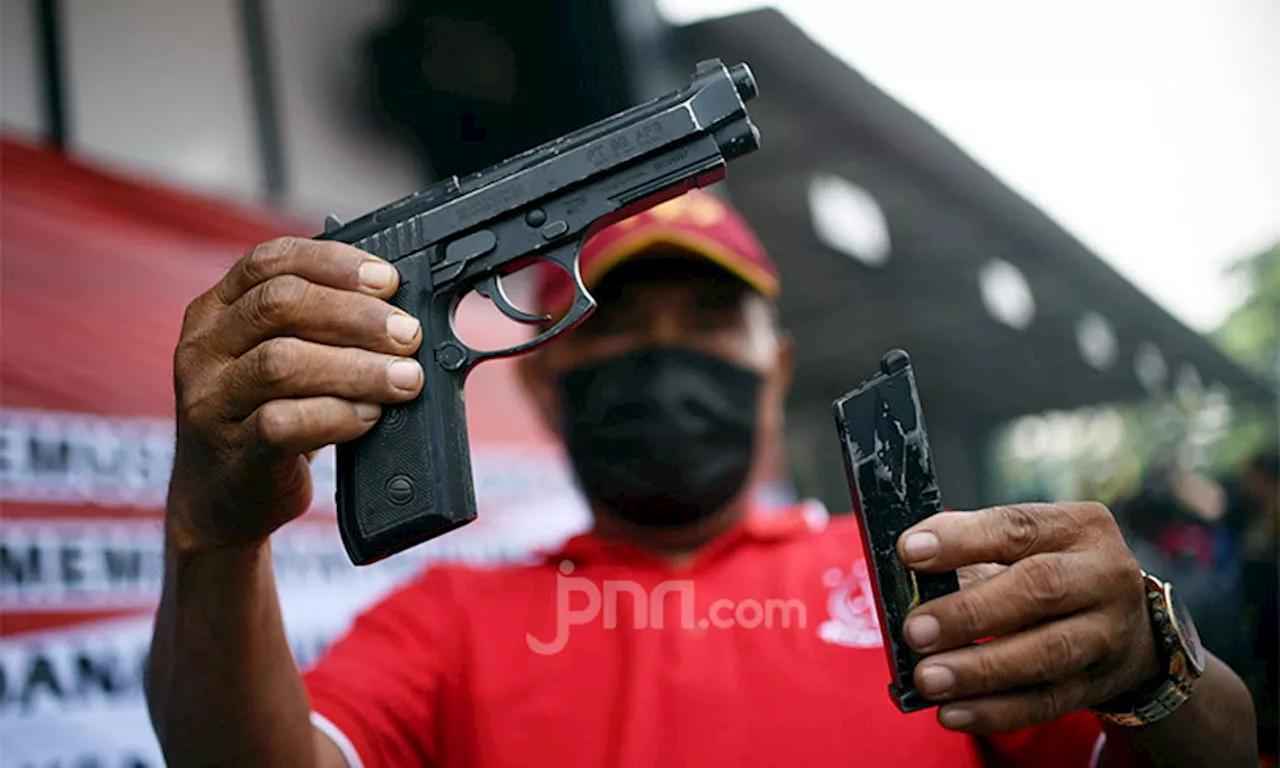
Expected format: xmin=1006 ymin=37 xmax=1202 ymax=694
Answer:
xmin=544 ymin=500 xmax=829 ymax=569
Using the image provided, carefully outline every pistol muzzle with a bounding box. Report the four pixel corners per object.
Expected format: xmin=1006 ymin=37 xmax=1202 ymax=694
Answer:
xmin=713 ymin=119 xmax=761 ymax=161
xmin=729 ymin=63 xmax=758 ymax=102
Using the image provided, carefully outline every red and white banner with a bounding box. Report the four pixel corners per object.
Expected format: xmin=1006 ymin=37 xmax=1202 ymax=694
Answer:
xmin=0 ymin=138 xmax=592 ymax=768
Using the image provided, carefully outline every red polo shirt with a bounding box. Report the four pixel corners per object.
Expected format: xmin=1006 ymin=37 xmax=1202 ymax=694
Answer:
xmin=304 ymin=506 xmax=1118 ymax=767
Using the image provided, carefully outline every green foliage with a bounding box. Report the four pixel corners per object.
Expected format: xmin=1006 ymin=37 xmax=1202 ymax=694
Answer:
xmin=1210 ymin=241 xmax=1279 ymax=472
xmin=988 ymin=241 xmax=1279 ymax=506
xmin=1214 ymin=242 xmax=1280 ymax=384
xmin=1210 ymin=403 xmax=1275 ymax=476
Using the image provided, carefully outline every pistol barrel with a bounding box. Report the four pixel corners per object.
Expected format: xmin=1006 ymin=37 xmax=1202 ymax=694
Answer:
xmin=320 ymin=59 xmax=757 ymax=263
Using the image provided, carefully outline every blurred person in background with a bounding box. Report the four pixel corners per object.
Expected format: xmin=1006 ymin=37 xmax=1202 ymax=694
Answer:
xmin=1116 ymin=457 xmax=1241 ymax=648
xmin=145 ymin=191 xmax=1256 ymax=767
xmin=1228 ymin=449 xmax=1280 ymax=760
xmin=1234 ymin=449 xmax=1279 ymax=566
xmin=1115 ymin=457 xmax=1256 ymax=713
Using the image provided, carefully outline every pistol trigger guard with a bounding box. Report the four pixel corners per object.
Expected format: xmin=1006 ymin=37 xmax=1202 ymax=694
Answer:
xmin=465 ymin=244 xmax=596 ymax=367
xmin=475 ymin=274 xmax=549 ymax=325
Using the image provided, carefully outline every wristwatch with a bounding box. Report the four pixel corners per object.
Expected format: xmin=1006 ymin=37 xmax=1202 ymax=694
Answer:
xmin=1094 ymin=571 xmax=1206 ymax=727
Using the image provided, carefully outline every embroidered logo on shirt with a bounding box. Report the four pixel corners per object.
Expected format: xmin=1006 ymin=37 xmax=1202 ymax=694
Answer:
xmin=818 ymin=560 xmax=884 ymax=649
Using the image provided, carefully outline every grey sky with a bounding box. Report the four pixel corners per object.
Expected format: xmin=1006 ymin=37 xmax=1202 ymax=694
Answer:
xmin=660 ymin=0 xmax=1280 ymax=332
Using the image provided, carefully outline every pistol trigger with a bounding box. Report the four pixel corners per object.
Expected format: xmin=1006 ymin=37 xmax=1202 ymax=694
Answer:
xmin=475 ymin=274 xmax=549 ymax=325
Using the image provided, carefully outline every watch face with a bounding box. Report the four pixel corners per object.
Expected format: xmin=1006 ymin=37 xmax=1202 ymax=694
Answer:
xmin=1164 ymin=582 xmax=1206 ymax=676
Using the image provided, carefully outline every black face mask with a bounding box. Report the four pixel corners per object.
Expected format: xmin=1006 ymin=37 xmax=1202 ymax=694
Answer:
xmin=557 ymin=346 xmax=762 ymax=528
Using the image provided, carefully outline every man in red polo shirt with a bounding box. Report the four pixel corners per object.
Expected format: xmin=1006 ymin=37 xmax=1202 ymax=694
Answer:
xmin=147 ymin=190 xmax=1255 ymax=767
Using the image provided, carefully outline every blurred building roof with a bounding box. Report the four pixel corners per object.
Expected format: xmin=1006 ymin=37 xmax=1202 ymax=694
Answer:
xmin=674 ymin=8 xmax=1273 ymax=425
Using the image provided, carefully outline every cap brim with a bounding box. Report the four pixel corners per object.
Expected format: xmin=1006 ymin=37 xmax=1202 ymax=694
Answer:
xmin=545 ymin=226 xmax=779 ymax=316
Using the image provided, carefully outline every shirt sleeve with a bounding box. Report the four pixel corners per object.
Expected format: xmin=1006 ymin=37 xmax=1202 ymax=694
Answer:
xmin=979 ymin=711 xmax=1146 ymax=768
xmin=304 ymin=567 xmax=464 ymax=768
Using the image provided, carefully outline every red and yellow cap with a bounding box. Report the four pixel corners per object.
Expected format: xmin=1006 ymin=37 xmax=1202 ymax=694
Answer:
xmin=534 ymin=189 xmax=780 ymax=316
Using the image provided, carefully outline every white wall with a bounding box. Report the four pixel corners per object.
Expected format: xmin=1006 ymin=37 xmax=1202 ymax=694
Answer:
xmin=62 ymin=0 xmax=261 ymax=199
xmin=1 ymin=0 xmax=44 ymax=139
xmin=0 ymin=0 xmax=423 ymax=219
xmin=268 ymin=0 xmax=421 ymax=220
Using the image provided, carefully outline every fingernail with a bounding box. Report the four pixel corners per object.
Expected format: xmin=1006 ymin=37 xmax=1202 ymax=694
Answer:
xmin=388 ymin=359 xmax=422 ymax=391
xmin=359 ymin=261 xmax=396 ymax=291
xmin=387 ymin=312 xmax=420 ymax=344
xmin=905 ymin=614 xmax=940 ymax=649
xmin=902 ymin=531 xmax=940 ymax=563
xmin=355 ymin=402 xmax=381 ymax=422
xmin=939 ymin=706 xmax=974 ymax=729
xmin=918 ymin=665 xmax=955 ymax=697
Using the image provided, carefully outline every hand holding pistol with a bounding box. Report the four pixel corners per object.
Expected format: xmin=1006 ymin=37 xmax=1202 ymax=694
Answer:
xmin=319 ymin=60 xmax=761 ymax=564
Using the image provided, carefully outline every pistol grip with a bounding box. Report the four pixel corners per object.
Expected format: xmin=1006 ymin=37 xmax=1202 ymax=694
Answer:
xmin=335 ymin=255 xmax=477 ymax=565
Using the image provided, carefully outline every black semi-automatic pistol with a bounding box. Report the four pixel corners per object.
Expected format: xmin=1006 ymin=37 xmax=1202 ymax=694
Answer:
xmin=317 ymin=59 xmax=761 ymax=565
xmin=832 ymin=349 xmax=961 ymax=712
